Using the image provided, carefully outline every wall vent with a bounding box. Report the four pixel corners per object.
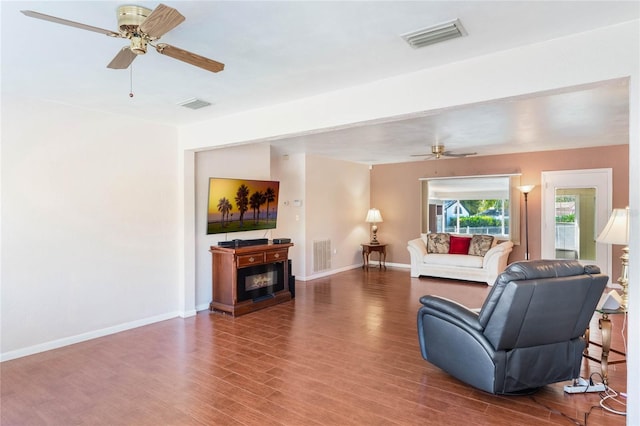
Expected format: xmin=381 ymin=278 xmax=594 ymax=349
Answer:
xmin=178 ymin=98 xmax=212 ymax=110
xmin=313 ymin=239 xmax=332 ymax=272
xmin=401 ymin=19 xmax=467 ymax=49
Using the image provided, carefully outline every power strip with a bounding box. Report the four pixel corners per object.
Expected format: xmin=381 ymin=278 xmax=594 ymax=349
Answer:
xmin=564 ymin=378 xmax=606 ymax=393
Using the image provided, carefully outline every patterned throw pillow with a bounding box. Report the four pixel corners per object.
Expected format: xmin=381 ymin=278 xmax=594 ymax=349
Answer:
xmin=426 ymin=233 xmax=450 ymax=253
xmin=449 ymin=235 xmax=472 ymax=254
xmin=468 ymin=235 xmax=495 ymax=256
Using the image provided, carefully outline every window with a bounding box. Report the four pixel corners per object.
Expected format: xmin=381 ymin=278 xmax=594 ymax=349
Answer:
xmin=421 ymin=174 xmax=522 ymax=242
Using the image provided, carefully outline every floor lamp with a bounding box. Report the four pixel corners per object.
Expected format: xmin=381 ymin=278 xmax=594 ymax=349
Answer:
xmin=597 ymin=207 xmax=630 ymax=312
xmin=518 ymin=185 xmax=535 ymax=260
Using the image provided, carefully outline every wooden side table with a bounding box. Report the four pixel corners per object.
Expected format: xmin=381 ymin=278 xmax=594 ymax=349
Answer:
xmin=362 ymin=243 xmax=387 ymax=269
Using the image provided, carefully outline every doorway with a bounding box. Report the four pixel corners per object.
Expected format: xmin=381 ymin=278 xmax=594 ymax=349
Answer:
xmin=541 ymin=169 xmax=612 ymax=278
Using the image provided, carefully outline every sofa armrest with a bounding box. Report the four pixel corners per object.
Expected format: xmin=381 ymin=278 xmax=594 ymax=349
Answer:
xmin=483 ymin=241 xmax=514 ymax=284
xmin=407 ymin=238 xmax=427 ymax=278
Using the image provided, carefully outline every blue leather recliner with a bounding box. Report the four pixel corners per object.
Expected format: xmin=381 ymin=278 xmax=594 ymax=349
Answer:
xmin=417 ymin=260 xmax=608 ymax=394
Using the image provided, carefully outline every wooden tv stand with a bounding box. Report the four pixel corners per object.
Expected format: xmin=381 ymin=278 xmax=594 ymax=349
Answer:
xmin=209 ymin=242 xmax=293 ymax=316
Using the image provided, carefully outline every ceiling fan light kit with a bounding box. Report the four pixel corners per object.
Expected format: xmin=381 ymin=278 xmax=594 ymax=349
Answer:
xmin=431 ymin=144 xmax=446 ymax=158
xmin=130 ymin=36 xmax=148 ymax=55
xmin=21 ymin=3 xmax=224 ymax=74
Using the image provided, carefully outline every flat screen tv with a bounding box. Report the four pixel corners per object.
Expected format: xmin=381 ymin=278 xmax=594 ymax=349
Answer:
xmin=207 ymin=177 xmax=280 ymax=235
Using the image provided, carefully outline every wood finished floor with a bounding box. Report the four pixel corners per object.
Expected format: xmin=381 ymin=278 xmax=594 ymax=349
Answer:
xmin=1 ymin=267 xmax=628 ymax=425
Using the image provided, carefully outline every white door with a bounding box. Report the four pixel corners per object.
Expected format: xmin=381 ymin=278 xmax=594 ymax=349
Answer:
xmin=541 ymin=169 xmax=612 ymax=278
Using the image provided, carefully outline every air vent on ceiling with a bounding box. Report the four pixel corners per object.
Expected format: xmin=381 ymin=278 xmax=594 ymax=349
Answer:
xmin=401 ymin=19 xmax=467 ymax=49
xmin=178 ymin=98 xmax=211 ymax=110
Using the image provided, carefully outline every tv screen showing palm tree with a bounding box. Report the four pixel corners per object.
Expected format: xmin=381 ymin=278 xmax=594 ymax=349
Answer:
xmin=207 ymin=177 xmax=280 ymax=235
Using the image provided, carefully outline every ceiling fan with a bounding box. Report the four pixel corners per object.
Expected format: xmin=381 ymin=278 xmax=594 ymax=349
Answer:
xmin=411 ymin=143 xmax=477 ymax=160
xmin=21 ymin=4 xmax=224 ymax=74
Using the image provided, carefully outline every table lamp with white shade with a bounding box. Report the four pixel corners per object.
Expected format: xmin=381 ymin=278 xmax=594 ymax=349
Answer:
xmin=597 ymin=207 xmax=630 ymax=311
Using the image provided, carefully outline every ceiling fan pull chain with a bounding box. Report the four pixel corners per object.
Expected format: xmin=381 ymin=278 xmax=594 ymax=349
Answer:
xmin=129 ymin=64 xmax=134 ymax=98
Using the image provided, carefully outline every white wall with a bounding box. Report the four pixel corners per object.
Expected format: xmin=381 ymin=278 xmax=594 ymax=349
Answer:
xmin=1 ymin=98 xmax=180 ymax=360
xmin=271 ymin=152 xmax=307 ymax=277
xmin=193 ymin=144 xmax=272 ymax=310
xmin=626 ymin=49 xmax=639 ymax=423
xmin=304 ymin=155 xmax=369 ymax=278
xmin=191 ymin=149 xmax=369 ymax=292
xmin=271 ymin=153 xmax=370 ymax=279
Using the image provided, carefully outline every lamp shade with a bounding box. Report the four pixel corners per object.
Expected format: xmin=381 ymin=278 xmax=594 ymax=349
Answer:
xmin=597 ymin=207 xmax=629 ymax=245
xmin=518 ymin=184 xmax=535 ymax=194
xmin=365 ymin=208 xmax=383 ymax=223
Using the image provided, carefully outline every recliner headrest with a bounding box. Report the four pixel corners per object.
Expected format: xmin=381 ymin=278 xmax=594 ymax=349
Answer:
xmin=503 ymin=259 xmax=596 ymax=280
xmin=478 ymin=259 xmax=600 ymax=328
xmin=492 ymin=270 xmax=526 ymax=287
xmin=584 ymin=264 xmax=602 ymax=275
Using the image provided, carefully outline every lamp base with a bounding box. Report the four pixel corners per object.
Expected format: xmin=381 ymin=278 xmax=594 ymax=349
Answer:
xmin=619 ymin=246 xmax=629 ymax=312
xmin=369 ymin=225 xmax=380 ymax=245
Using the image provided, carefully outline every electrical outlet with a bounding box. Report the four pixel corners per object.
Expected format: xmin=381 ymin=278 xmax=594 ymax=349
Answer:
xmin=563 ymin=378 xmax=606 ymax=393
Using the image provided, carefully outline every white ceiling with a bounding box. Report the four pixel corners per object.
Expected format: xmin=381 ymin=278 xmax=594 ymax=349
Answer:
xmin=1 ymin=1 xmax=637 ymax=164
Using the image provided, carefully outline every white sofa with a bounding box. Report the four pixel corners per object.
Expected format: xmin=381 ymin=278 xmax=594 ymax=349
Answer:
xmin=407 ymin=235 xmax=514 ymax=285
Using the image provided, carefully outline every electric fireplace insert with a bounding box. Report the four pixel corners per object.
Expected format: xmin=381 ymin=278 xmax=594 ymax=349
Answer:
xmin=236 ymin=261 xmax=285 ymax=302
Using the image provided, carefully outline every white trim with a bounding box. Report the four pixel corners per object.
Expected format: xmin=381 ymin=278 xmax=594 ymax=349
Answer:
xmin=384 ymin=262 xmax=410 ymax=270
xmin=0 ymin=311 xmax=181 ymax=362
xmin=297 ymin=262 xmax=411 ymax=282
xmin=180 ymin=309 xmax=198 ymax=318
xmin=297 ymin=263 xmax=362 ymax=281
xmin=419 ymin=173 xmax=522 ymax=181
xmin=540 ymin=168 xmax=612 ymax=279
xmin=195 ymin=303 xmax=210 ymax=313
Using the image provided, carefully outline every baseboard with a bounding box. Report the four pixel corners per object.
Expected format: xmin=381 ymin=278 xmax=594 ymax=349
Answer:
xmin=195 ymin=303 xmax=210 ymax=313
xmin=1 ymin=311 xmax=181 ymax=362
xmin=298 ymin=263 xmax=362 ymax=281
xmin=384 ymin=262 xmax=410 ymax=269
xmin=180 ymin=309 xmax=198 ymax=318
xmin=296 ymin=262 xmax=410 ymax=282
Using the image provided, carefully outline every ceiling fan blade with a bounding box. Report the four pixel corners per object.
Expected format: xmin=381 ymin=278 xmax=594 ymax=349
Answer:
xmin=155 ymin=43 xmax=225 ymax=73
xmin=444 ymin=151 xmax=477 ymax=157
xmin=107 ymin=47 xmax=138 ymax=69
xmin=140 ymin=4 xmax=185 ymax=39
xmin=411 ymin=154 xmax=439 ymax=160
xmin=21 ymin=10 xmax=121 ymax=37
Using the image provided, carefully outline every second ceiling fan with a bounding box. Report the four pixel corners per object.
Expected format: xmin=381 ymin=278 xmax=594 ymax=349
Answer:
xmin=411 ymin=143 xmax=477 ymax=160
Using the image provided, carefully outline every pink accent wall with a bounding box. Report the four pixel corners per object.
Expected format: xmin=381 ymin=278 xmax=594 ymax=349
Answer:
xmin=371 ymin=144 xmax=629 ymax=279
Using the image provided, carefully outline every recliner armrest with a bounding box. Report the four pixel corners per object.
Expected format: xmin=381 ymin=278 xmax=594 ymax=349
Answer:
xmin=419 ymin=296 xmax=483 ymax=332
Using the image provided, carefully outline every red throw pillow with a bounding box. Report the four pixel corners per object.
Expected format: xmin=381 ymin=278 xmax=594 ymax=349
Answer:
xmin=449 ymin=235 xmax=471 ymax=254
